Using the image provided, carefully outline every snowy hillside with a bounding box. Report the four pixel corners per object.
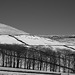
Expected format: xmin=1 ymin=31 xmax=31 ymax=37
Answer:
xmin=15 ymin=35 xmax=65 ymax=45
xmin=39 ymin=35 xmax=75 ymax=50
xmin=39 ymin=35 xmax=75 ymax=45
xmin=0 ymin=35 xmax=22 ymax=44
xmin=0 ymin=23 xmax=75 ymax=51
xmin=0 ymin=23 xmax=28 ymax=35
xmin=0 ymin=34 xmax=74 ymax=51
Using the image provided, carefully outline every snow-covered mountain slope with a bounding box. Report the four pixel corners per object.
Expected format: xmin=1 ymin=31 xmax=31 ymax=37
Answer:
xmin=15 ymin=35 xmax=75 ymax=51
xmin=15 ymin=35 xmax=65 ymax=46
xmin=0 ymin=34 xmax=70 ymax=51
xmin=0 ymin=35 xmax=22 ymax=44
xmin=0 ymin=23 xmax=75 ymax=51
xmin=0 ymin=23 xmax=28 ymax=35
xmin=39 ymin=35 xmax=75 ymax=45
xmin=39 ymin=35 xmax=75 ymax=50
xmin=0 ymin=34 xmax=75 ymax=51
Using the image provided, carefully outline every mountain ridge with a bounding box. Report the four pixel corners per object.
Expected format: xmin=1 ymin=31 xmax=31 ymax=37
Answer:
xmin=0 ymin=23 xmax=29 ymax=35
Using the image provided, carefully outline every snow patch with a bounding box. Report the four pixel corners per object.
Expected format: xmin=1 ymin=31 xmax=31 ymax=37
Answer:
xmin=0 ymin=35 xmax=22 ymax=44
xmin=52 ymin=46 xmax=69 ymax=50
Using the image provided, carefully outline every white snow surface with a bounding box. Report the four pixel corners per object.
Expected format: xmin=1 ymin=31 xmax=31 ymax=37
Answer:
xmin=0 ymin=23 xmax=28 ymax=35
xmin=15 ymin=35 xmax=65 ymax=46
xmin=14 ymin=35 xmax=75 ymax=51
xmin=0 ymin=35 xmax=22 ymax=44
xmin=0 ymin=34 xmax=74 ymax=51
xmin=68 ymin=46 xmax=75 ymax=49
xmin=0 ymin=23 xmax=74 ymax=51
xmin=51 ymin=46 xmax=70 ymax=50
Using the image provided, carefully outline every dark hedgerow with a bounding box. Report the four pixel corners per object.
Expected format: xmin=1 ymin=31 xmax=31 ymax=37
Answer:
xmin=0 ymin=44 xmax=75 ymax=73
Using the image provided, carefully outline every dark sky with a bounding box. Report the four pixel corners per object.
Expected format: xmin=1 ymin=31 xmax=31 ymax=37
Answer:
xmin=0 ymin=0 xmax=75 ymax=35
